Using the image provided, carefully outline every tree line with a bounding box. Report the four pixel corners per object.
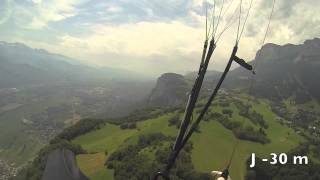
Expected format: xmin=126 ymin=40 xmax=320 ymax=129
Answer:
xmin=106 ymin=133 xmax=211 ymax=180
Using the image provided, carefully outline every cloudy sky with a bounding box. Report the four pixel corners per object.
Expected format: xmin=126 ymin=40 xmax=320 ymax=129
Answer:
xmin=0 ymin=0 xmax=319 ymax=76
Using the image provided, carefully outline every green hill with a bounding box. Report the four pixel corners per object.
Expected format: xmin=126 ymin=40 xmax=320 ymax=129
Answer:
xmin=72 ymin=93 xmax=305 ymax=180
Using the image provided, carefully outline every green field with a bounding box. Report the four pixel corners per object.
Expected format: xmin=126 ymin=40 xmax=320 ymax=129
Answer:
xmin=73 ymin=98 xmax=305 ymax=180
xmin=73 ymin=114 xmax=177 ymax=180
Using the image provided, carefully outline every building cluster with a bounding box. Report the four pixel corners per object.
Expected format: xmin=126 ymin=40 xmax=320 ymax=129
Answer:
xmin=0 ymin=159 xmax=18 ymax=180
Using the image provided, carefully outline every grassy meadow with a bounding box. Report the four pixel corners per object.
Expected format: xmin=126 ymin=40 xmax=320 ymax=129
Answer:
xmin=73 ymin=97 xmax=304 ymax=180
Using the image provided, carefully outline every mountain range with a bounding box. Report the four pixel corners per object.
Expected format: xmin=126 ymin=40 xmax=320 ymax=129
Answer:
xmin=0 ymin=42 xmax=145 ymax=88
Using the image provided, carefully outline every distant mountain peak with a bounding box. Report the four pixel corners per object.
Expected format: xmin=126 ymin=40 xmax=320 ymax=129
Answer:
xmin=260 ymin=38 xmax=320 ymax=50
xmin=0 ymin=41 xmax=57 ymax=57
xmin=304 ymin=38 xmax=320 ymax=48
xmin=0 ymin=41 xmax=29 ymax=49
xmin=229 ymin=37 xmax=320 ymax=102
xmin=0 ymin=41 xmax=147 ymax=88
xmin=148 ymin=73 xmax=188 ymax=107
xmin=159 ymin=73 xmax=185 ymax=80
xmin=256 ymin=37 xmax=320 ymax=62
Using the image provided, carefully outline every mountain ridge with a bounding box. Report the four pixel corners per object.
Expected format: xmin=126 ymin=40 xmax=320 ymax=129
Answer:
xmin=223 ymin=37 xmax=320 ymax=102
xmin=0 ymin=42 xmax=147 ymax=88
xmin=148 ymin=38 xmax=320 ymax=107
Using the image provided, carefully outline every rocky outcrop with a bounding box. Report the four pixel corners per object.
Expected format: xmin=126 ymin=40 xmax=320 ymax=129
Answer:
xmin=148 ymin=73 xmax=189 ymax=107
xmin=227 ymin=38 xmax=320 ymax=103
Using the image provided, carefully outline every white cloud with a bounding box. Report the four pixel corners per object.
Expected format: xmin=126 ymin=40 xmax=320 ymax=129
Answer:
xmin=30 ymin=0 xmax=42 ymax=4
xmin=192 ymin=0 xmax=204 ymax=7
xmin=106 ymin=5 xmax=123 ymax=13
xmin=29 ymin=17 xmax=47 ymax=29
xmin=58 ymin=21 xmax=204 ymax=57
xmin=27 ymin=21 xmax=206 ymax=75
xmin=12 ymin=0 xmax=86 ymax=29
xmin=0 ymin=0 xmax=13 ymax=25
xmin=3 ymin=0 xmax=320 ymax=76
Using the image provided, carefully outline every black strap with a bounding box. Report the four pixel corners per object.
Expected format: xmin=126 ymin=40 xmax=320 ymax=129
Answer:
xmin=154 ymin=40 xmax=216 ymax=180
xmin=173 ymin=39 xmax=216 ymax=152
xmin=233 ymin=56 xmax=253 ymax=71
xmin=220 ymin=169 xmax=229 ymax=179
xmin=198 ymin=40 xmax=209 ymax=74
xmin=176 ymin=45 xmax=239 ymax=155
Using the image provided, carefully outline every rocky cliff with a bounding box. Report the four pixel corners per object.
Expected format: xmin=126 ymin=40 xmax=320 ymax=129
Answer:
xmin=148 ymin=73 xmax=189 ymax=107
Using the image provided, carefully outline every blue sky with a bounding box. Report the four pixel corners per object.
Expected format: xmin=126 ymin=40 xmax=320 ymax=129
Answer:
xmin=0 ymin=0 xmax=319 ymax=76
